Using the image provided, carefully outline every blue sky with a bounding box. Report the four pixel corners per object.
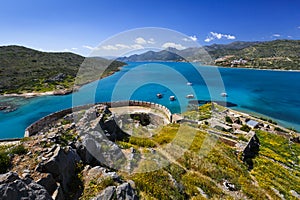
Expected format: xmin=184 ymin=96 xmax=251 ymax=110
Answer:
xmin=1 ymin=0 xmax=300 ymax=56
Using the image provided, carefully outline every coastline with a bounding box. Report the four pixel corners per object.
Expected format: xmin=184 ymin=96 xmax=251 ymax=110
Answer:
xmin=226 ymin=106 xmax=298 ymax=134
xmin=0 ymin=65 xmax=125 ymax=98
xmin=194 ymin=63 xmax=300 ymax=72
xmin=3 ymin=91 xmax=55 ymax=98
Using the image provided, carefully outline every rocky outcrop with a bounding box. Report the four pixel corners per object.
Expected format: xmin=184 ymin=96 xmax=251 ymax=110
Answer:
xmin=290 ymin=136 xmax=300 ymax=143
xmin=36 ymin=173 xmax=57 ymax=196
xmin=242 ymin=133 xmax=260 ymax=170
xmin=0 ymin=172 xmax=52 ymax=200
xmin=85 ymin=166 xmax=120 ymax=182
xmin=92 ymin=182 xmax=138 ymax=200
xmin=81 ymin=131 xmax=126 ymax=170
xmin=36 ymin=145 xmax=81 ymax=195
xmin=45 ymin=73 xmax=66 ymax=83
xmin=92 ymin=186 xmax=116 ymax=200
xmin=116 ymin=182 xmax=138 ymax=200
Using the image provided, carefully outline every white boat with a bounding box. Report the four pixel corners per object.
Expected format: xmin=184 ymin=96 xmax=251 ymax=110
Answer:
xmin=156 ymin=93 xmax=162 ymax=98
xmin=221 ymin=92 xmax=228 ymax=97
xmin=187 ymin=82 xmax=193 ymax=86
xmin=186 ymin=94 xmax=195 ymax=99
xmin=169 ymin=96 xmax=175 ymax=101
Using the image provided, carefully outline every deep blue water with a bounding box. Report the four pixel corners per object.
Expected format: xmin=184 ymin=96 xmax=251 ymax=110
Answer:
xmin=0 ymin=62 xmax=300 ymax=139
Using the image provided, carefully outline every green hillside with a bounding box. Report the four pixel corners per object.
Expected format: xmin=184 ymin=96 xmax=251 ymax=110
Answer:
xmin=212 ymin=40 xmax=300 ymax=70
xmin=0 ymin=46 xmax=125 ymax=94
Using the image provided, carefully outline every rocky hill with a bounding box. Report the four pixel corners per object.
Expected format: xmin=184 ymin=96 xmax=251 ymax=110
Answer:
xmin=0 ymin=46 xmax=126 ymax=94
xmin=0 ymin=103 xmax=299 ymax=199
xmin=117 ymin=50 xmax=186 ymax=62
xmin=117 ymin=40 xmax=300 ymax=70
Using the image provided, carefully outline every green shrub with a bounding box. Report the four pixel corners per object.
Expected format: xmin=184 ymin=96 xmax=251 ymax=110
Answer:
xmin=0 ymin=152 xmax=10 ymax=173
xmin=116 ymin=141 xmax=135 ymax=149
xmin=128 ymin=137 xmax=156 ymax=148
xmin=240 ymin=124 xmax=251 ymax=132
xmin=274 ymin=127 xmax=286 ymax=132
xmin=131 ymin=169 xmax=184 ymax=199
xmin=80 ymin=177 xmax=115 ymax=200
xmin=225 ymin=116 xmax=233 ymax=124
xmin=182 ymin=172 xmax=224 ymax=198
xmin=238 ymin=135 xmax=248 ymax=142
xmin=267 ymin=119 xmax=277 ymax=125
xmin=10 ymin=144 xmax=28 ymax=155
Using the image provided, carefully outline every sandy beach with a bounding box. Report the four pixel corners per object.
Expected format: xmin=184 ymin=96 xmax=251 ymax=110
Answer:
xmin=2 ymin=91 xmax=55 ymax=98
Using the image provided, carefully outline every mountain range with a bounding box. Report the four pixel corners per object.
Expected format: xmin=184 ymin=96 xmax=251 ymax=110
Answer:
xmin=117 ymin=40 xmax=300 ymax=70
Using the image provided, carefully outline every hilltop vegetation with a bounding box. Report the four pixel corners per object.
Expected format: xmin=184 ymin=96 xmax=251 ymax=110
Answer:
xmin=1 ymin=104 xmax=299 ymax=199
xmin=0 ymin=46 xmax=125 ymax=94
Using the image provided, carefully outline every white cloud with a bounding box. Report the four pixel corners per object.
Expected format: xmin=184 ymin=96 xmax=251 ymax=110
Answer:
xmin=131 ymin=44 xmax=144 ymax=49
xmin=189 ymin=35 xmax=197 ymax=41
xmin=82 ymin=45 xmax=100 ymax=51
xmin=71 ymin=47 xmax=78 ymax=50
xmin=162 ymin=42 xmax=186 ymax=50
xmin=115 ymin=44 xmax=131 ymax=49
xmin=135 ymin=37 xmax=155 ymax=45
xmin=102 ymin=45 xmax=118 ymax=50
xmin=211 ymin=32 xmax=223 ymax=39
xmin=226 ymin=35 xmax=236 ymax=40
xmin=135 ymin=37 xmax=147 ymax=44
xmin=204 ymin=36 xmax=214 ymax=43
xmin=288 ymin=35 xmax=293 ymax=38
xmin=298 ymin=26 xmax=300 ymax=29
xmin=148 ymin=38 xmax=155 ymax=44
xmin=272 ymin=34 xmax=281 ymax=37
xmin=183 ymin=35 xmax=198 ymax=42
xmin=204 ymin=32 xmax=236 ymax=42
xmin=83 ymin=42 xmax=145 ymax=52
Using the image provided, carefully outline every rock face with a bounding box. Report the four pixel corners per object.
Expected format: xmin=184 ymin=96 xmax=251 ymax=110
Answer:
xmin=92 ymin=186 xmax=116 ymax=200
xmin=36 ymin=145 xmax=81 ymax=195
xmin=2 ymin=104 xmax=141 ymax=199
xmin=242 ymin=133 xmax=260 ymax=169
xmin=0 ymin=172 xmax=52 ymax=200
xmin=116 ymin=182 xmax=138 ymax=200
xmin=92 ymin=182 xmax=138 ymax=200
xmin=36 ymin=173 xmax=57 ymax=196
xmin=76 ymin=105 xmax=129 ymax=140
xmin=82 ymin=131 xmax=126 ymax=170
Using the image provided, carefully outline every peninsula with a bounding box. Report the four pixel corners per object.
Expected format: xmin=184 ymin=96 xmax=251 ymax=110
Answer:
xmin=0 ymin=46 xmax=126 ymax=96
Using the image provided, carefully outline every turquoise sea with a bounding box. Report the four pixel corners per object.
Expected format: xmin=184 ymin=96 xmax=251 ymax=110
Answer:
xmin=0 ymin=62 xmax=300 ymax=139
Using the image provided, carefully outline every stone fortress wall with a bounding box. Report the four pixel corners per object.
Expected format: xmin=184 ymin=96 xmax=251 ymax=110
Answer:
xmin=24 ymin=100 xmax=172 ymax=137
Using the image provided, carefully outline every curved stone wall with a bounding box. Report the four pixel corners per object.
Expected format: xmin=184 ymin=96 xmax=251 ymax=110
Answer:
xmin=25 ymin=101 xmax=172 ymax=137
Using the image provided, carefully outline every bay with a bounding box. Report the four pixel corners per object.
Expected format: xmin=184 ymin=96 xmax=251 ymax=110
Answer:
xmin=0 ymin=62 xmax=299 ymax=139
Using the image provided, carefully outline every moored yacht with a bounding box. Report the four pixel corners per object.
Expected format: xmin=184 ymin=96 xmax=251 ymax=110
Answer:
xmin=186 ymin=94 xmax=195 ymax=99
xmin=221 ymin=92 xmax=228 ymax=97
xmin=169 ymin=96 xmax=175 ymax=101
